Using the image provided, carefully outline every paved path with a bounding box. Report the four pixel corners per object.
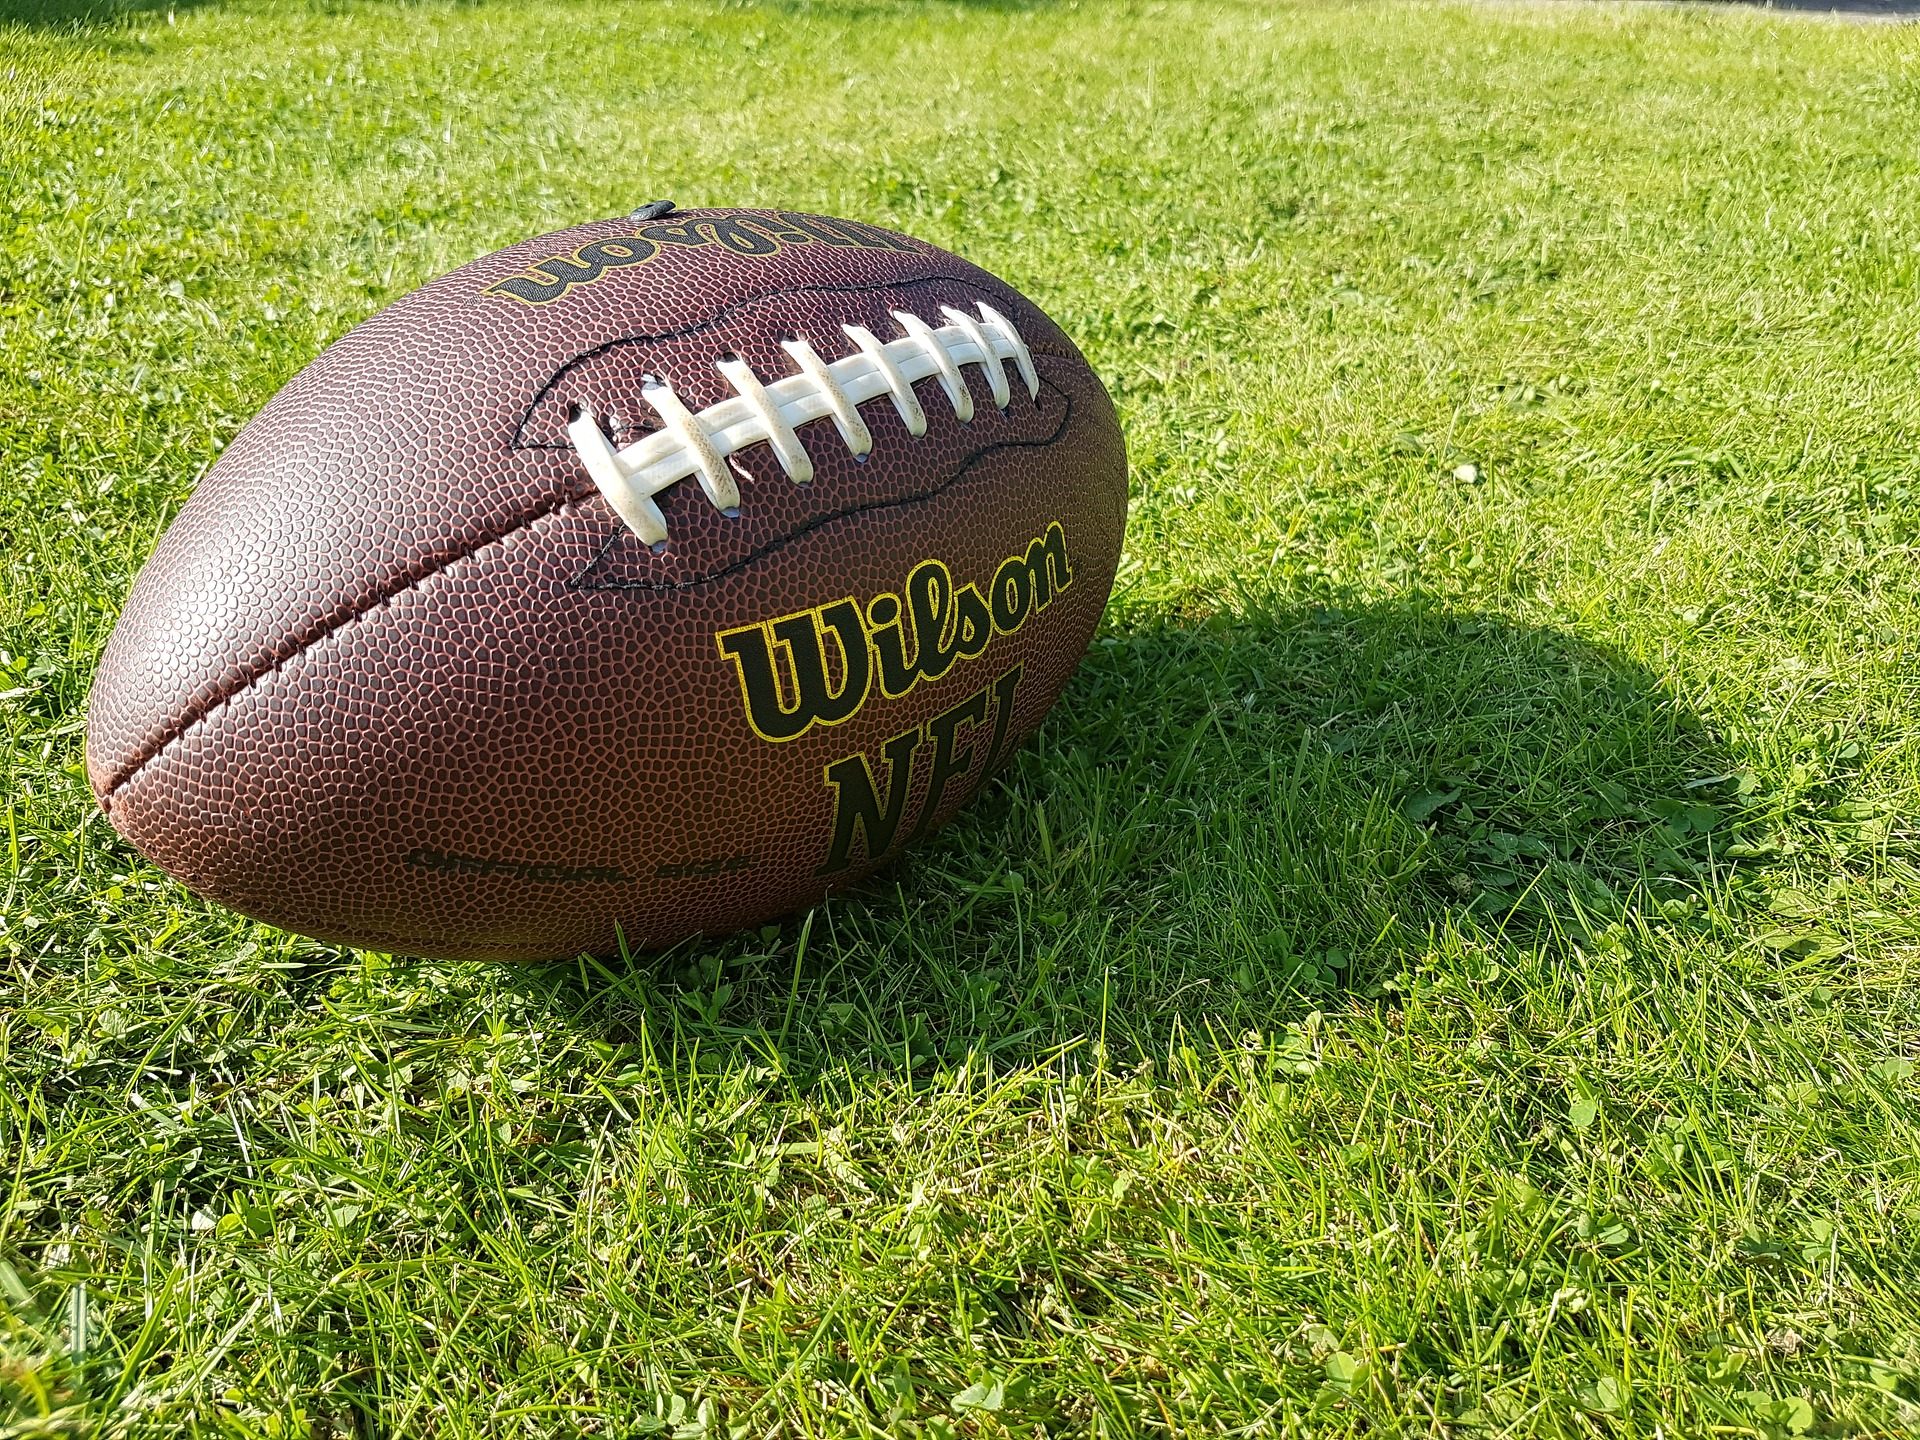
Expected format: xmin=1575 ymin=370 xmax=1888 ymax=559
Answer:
xmin=1743 ymin=0 xmax=1920 ymax=16
xmin=1536 ymin=0 xmax=1920 ymax=18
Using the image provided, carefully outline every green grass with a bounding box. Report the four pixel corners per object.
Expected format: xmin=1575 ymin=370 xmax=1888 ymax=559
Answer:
xmin=4 ymin=0 xmax=1920 ymax=1433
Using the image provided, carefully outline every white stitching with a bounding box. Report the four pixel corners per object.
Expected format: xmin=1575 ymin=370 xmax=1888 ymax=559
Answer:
xmin=566 ymin=303 xmax=1037 ymax=543
xmin=568 ymin=401 xmax=670 ymax=545
xmin=641 ymin=377 xmax=740 ymax=517
xmin=976 ymin=302 xmax=1038 ymax=401
xmin=892 ymin=309 xmax=972 ymax=423
xmin=781 ymin=337 xmax=873 ymax=459
xmin=841 ymin=322 xmax=927 ymax=436
xmin=939 ymin=305 xmax=1009 ymax=410
xmin=717 ymin=356 xmax=812 ymax=484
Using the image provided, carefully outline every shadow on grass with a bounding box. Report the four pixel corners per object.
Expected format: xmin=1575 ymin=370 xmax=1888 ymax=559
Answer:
xmin=505 ymin=594 xmax=1741 ymax=1078
xmin=0 ymin=0 xmax=1059 ymax=24
xmin=0 ymin=0 xmax=208 ymax=25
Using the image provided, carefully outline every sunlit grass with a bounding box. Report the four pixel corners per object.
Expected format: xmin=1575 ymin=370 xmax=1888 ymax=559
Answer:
xmin=3 ymin=0 xmax=1918 ymax=1434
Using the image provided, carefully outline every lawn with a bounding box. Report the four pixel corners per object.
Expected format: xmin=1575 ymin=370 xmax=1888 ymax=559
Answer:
xmin=4 ymin=0 xmax=1920 ymax=1433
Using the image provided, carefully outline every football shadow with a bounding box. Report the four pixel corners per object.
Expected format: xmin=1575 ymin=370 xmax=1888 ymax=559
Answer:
xmin=505 ymin=594 xmax=1743 ymax=1078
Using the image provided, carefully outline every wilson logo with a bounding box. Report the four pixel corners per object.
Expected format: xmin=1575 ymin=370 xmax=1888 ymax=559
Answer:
xmin=714 ymin=523 xmax=1073 ymax=744
xmin=484 ymin=212 xmax=916 ymax=305
xmin=818 ymin=663 xmax=1024 ymax=875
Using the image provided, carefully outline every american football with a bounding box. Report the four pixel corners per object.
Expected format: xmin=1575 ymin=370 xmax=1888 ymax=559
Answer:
xmin=85 ymin=204 xmax=1128 ymax=962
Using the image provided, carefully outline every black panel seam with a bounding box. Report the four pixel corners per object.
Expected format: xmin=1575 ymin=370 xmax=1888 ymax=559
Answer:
xmin=103 ymin=359 xmax=1083 ymax=802
xmin=512 ymin=271 xmax=1077 ymax=449
xmin=102 ymin=488 xmax=588 ymax=803
xmin=570 ymin=379 xmax=1074 ymax=592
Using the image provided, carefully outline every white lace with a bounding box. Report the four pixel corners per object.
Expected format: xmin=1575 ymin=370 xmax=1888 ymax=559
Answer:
xmin=567 ymin=302 xmax=1040 ymax=546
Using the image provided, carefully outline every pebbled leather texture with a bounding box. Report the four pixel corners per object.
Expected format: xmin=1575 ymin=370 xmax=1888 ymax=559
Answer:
xmin=86 ymin=208 xmax=1128 ymax=961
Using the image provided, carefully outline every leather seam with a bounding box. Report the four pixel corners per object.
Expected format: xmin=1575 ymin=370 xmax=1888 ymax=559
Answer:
xmin=512 ymin=271 xmax=1078 ymax=449
xmin=100 ymin=489 xmax=587 ymax=804
xmin=569 ymin=374 xmax=1074 ymax=592
xmin=102 ymin=331 xmax=1087 ymax=804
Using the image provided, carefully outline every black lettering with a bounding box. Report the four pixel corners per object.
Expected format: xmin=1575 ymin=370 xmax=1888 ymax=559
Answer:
xmin=904 ymin=560 xmax=959 ymax=682
xmin=704 ymin=218 xmax=782 ymax=256
xmin=718 ymin=600 xmax=871 ymax=742
xmin=577 ymin=237 xmax=653 ymax=270
xmin=775 ymin=213 xmax=914 ymax=252
xmin=653 ymin=854 xmax=757 ymax=879
xmin=952 ymin=585 xmax=993 ymax=659
xmin=867 ymin=593 xmax=918 ymax=699
xmin=1024 ymin=522 xmax=1074 ymax=610
xmin=983 ymin=663 xmax=1024 ymax=771
xmin=716 ymin=626 xmax=787 ymax=734
xmin=718 ymin=525 xmax=1068 ymax=742
xmin=775 ymin=212 xmax=862 ymax=247
xmin=637 ymin=219 xmax=713 ymax=247
xmin=483 ymin=235 xmax=657 ymax=306
xmin=487 ymin=273 xmax=568 ymax=304
xmin=404 ymin=848 xmax=630 ymax=883
xmin=756 ymin=220 xmax=816 ymax=244
xmin=909 ymin=684 xmax=991 ymax=843
xmin=776 ymin=604 xmax=869 ymax=729
xmin=990 ymin=553 xmax=1033 ymax=632
xmin=827 ymin=216 xmax=917 ymax=252
xmin=820 ymin=726 xmax=924 ymax=874
xmin=528 ymin=252 xmax=601 ymax=291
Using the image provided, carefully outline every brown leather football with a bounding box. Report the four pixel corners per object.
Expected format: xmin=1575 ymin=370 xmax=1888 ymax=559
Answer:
xmin=85 ymin=205 xmax=1128 ymax=961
